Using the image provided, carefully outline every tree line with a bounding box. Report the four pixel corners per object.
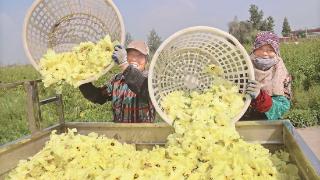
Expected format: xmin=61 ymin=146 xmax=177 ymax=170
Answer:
xmin=126 ymin=4 xmax=294 ymax=57
xmin=228 ymin=4 xmax=292 ymax=44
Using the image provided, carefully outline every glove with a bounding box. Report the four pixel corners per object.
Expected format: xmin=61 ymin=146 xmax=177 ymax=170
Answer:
xmin=246 ymin=80 xmax=262 ymax=99
xmin=112 ymin=45 xmax=127 ymax=65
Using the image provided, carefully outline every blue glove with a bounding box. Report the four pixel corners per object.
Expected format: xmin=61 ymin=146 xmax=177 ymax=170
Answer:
xmin=246 ymin=80 xmax=261 ymax=99
xmin=112 ymin=45 xmax=127 ymax=65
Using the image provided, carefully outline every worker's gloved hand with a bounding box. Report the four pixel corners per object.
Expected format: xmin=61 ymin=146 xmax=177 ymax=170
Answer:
xmin=112 ymin=45 xmax=127 ymax=65
xmin=246 ymin=80 xmax=262 ymax=99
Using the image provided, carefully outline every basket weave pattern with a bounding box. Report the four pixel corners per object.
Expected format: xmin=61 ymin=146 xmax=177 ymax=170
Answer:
xmin=148 ymin=26 xmax=254 ymax=125
xmin=23 ymin=0 xmax=125 ymax=73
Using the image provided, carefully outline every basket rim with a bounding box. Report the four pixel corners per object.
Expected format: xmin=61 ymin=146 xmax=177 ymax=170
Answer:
xmin=22 ymin=0 xmax=125 ymax=81
xmin=148 ymin=26 xmax=255 ymax=126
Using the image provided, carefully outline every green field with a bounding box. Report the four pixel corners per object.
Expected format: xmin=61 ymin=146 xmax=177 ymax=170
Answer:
xmin=0 ymin=65 xmax=119 ymax=144
xmin=1 ymin=39 xmax=320 ymax=145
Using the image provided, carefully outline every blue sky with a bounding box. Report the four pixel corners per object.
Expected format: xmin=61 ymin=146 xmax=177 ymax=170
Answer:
xmin=0 ymin=0 xmax=319 ymax=65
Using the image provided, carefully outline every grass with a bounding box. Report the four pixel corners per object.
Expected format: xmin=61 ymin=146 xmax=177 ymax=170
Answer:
xmin=0 ymin=65 xmax=120 ymax=144
xmin=280 ymin=39 xmax=320 ymax=127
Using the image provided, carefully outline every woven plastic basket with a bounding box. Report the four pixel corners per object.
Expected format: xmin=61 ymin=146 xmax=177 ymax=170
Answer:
xmin=23 ymin=0 xmax=125 ymax=84
xmin=148 ymin=26 xmax=254 ymax=125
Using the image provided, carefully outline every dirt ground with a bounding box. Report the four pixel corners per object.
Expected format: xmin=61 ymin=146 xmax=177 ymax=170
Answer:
xmin=296 ymin=126 xmax=320 ymax=160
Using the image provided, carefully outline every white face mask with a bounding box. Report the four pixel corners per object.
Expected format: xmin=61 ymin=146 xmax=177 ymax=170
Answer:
xmin=253 ymin=57 xmax=278 ymax=71
xmin=129 ymin=62 xmax=139 ymax=68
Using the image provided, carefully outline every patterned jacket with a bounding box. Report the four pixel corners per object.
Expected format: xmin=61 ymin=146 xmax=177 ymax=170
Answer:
xmin=79 ymin=65 xmax=155 ymax=123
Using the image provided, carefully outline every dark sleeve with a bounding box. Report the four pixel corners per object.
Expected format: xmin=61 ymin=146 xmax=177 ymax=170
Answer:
xmin=79 ymin=82 xmax=112 ymax=105
xmin=122 ymin=65 xmax=149 ymax=99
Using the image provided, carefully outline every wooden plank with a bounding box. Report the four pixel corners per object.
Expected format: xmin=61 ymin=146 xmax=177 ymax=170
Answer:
xmin=65 ymin=122 xmax=175 ymax=144
xmin=66 ymin=121 xmax=285 ymax=144
xmin=0 ymin=82 xmax=24 ymax=89
xmin=39 ymin=96 xmax=59 ymax=105
xmin=56 ymin=94 xmax=65 ymax=133
xmin=0 ymin=124 xmax=61 ymax=177
xmin=135 ymin=143 xmax=166 ymax=150
xmin=23 ymin=81 xmax=42 ymax=134
xmin=1 ymin=121 xmax=318 ymax=180
xmin=296 ymin=127 xmax=320 ymax=160
xmin=0 ymin=80 xmax=41 ymax=89
xmin=283 ymin=121 xmax=320 ymax=180
xmin=235 ymin=120 xmax=284 ymax=144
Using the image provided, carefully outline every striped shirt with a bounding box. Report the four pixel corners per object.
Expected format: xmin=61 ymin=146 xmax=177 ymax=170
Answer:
xmin=79 ymin=65 xmax=155 ymax=123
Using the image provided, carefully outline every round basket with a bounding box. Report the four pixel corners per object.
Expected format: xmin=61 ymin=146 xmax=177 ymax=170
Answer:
xmin=23 ymin=0 xmax=125 ymax=84
xmin=148 ymin=26 xmax=254 ymax=125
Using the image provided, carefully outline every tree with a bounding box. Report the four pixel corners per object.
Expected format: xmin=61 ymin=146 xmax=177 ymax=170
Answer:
xmin=229 ymin=5 xmax=275 ymax=43
xmin=125 ymin=32 xmax=133 ymax=47
xmin=228 ymin=16 xmax=240 ymax=35
xmin=260 ymin=16 xmax=275 ymax=32
xmin=249 ymin=4 xmax=264 ymax=30
xmin=266 ymin=16 xmax=275 ymax=32
xmin=147 ymin=29 xmax=162 ymax=58
xmin=228 ymin=19 xmax=257 ymax=44
xmin=282 ymin=17 xmax=292 ymax=37
xmin=260 ymin=20 xmax=268 ymax=31
xmin=297 ymin=31 xmax=306 ymax=38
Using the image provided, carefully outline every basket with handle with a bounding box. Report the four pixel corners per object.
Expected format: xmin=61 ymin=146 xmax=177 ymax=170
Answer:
xmin=148 ymin=26 xmax=255 ymax=125
xmin=23 ymin=0 xmax=125 ymax=85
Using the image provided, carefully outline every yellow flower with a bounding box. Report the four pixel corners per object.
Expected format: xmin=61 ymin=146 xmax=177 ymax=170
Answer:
xmin=39 ymin=35 xmax=117 ymax=90
xmin=9 ymin=79 xmax=299 ymax=179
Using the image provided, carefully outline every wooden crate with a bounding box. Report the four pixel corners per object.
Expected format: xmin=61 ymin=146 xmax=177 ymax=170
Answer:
xmin=1 ymin=120 xmax=319 ymax=179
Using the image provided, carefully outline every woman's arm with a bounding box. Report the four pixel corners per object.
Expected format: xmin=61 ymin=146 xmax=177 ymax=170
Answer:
xmin=251 ymin=90 xmax=290 ymax=120
xmin=265 ymin=96 xmax=291 ymax=120
xmin=79 ymin=82 xmax=112 ymax=105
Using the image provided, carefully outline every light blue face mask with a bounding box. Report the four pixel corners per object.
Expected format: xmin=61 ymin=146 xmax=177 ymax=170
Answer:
xmin=253 ymin=57 xmax=278 ymax=71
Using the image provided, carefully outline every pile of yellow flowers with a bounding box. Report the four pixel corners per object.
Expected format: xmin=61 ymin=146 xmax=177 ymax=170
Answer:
xmin=8 ymin=79 xmax=299 ymax=180
xmin=39 ymin=35 xmax=116 ymax=89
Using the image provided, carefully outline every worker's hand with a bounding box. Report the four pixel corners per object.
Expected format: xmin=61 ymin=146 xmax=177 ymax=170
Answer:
xmin=246 ymin=80 xmax=261 ymax=99
xmin=112 ymin=45 xmax=128 ymax=65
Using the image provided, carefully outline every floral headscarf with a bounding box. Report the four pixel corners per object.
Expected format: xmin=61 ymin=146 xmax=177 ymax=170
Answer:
xmin=253 ymin=31 xmax=280 ymax=56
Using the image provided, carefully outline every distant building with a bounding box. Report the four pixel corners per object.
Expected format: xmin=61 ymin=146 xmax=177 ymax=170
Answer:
xmin=292 ymin=27 xmax=320 ymax=38
xmin=280 ymin=36 xmax=298 ymax=43
xmin=280 ymin=27 xmax=320 ymax=42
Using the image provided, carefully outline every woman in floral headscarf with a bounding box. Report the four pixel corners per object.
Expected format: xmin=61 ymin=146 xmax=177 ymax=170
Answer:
xmin=243 ymin=31 xmax=292 ymax=120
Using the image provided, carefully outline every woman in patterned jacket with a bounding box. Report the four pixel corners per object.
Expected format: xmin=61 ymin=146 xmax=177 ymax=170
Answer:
xmin=79 ymin=41 xmax=155 ymax=123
